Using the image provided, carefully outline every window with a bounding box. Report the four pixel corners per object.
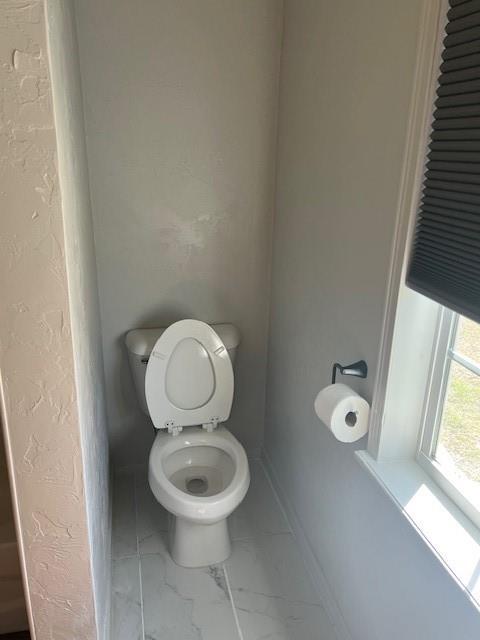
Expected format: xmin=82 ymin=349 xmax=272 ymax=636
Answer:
xmin=358 ymin=0 xmax=480 ymax=604
xmin=402 ymin=0 xmax=480 ymax=529
xmin=419 ymin=309 xmax=480 ymax=528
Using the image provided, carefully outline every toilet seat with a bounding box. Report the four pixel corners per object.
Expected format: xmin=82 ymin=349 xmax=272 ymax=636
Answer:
xmin=145 ymin=319 xmax=234 ymax=433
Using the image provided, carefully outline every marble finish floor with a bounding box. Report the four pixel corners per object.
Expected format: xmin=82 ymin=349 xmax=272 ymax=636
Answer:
xmin=111 ymin=460 xmax=338 ymax=640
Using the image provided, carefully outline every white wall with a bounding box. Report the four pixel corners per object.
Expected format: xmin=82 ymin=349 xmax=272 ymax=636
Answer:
xmin=265 ymin=1 xmax=480 ymax=639
xmin=0 ymin=1 xmax=100 ymax=637
xmin=73 ymin=0 xmax=283 ymax=465
xmin=45 ymin=3 xmax=111 ymax=638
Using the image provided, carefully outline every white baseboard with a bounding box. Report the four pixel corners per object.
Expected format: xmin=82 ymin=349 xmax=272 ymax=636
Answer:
xmin=261 ymin=449 xmax=353 ymax=640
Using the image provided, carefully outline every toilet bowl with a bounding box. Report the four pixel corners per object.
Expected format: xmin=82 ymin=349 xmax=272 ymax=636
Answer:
xmin=149 ymin=426 xmax=249 ymax=567
xmin=125 ymin=319 xmax=250 ymax=567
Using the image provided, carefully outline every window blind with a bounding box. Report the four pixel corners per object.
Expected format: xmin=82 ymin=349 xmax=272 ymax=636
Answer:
xmin=406 ymin=0 xmax=480 ymax=323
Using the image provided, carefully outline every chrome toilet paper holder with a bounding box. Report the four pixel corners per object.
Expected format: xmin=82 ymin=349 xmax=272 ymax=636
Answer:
xmin=331 ymin=360 xmax=368 ymax=384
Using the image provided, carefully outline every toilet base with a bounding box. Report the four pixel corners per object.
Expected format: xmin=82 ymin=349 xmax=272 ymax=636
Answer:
xmin=169 ymin=515 xmax=231 ymax=568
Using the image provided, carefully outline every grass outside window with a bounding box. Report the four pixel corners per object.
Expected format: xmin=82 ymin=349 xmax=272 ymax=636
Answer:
xmin=435 ymin=317 xmax=480 ymax=497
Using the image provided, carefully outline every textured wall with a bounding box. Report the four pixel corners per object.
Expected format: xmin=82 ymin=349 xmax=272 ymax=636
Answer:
xmin=73 ymin=0 xmax=283 ymax=465
xmin=0 ymin=1 xmax=97 ymax=638
xmin=45 ymin=2 xmax=111 ymax=638
xmin=265 ymin=1 xmax=480 ymax=639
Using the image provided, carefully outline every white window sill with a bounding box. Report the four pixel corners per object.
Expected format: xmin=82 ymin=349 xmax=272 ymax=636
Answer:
xmin=356 ymin=450 xmax=480 ymax=610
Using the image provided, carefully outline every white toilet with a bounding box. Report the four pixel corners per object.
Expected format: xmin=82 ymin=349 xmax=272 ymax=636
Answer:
xmin=125 ymin=319 xmax=250 ymax=567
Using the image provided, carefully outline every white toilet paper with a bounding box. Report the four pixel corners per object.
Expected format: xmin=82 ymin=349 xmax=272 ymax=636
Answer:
xmin=314 ymin=383 xmax=370 ymax=443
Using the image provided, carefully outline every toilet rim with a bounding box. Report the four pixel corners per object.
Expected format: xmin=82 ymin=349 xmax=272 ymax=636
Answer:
xmin=151 ymin=429 xmax=246 ymax=501
xmin=148 ymin=428 xmax=250 ymax=518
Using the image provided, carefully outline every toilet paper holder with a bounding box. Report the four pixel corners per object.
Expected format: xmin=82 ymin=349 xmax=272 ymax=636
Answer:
xmin=331 ymin=360 xmax=368 ymax=384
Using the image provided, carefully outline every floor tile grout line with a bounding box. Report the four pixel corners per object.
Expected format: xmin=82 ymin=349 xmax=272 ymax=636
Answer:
xmin=133 ymin=470 xmax=146 ymax=640
xmin=138 ymin=559 xmax=146 ymax=640
xmin=222 ymin=562 xmax=245 ymax=640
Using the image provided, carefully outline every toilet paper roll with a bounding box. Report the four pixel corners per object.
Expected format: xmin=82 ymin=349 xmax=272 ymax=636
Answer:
xmin=314 ymin=383 xmax=370 ymax=443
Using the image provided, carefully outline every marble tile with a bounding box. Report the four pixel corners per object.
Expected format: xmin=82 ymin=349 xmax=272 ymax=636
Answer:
xmin=229 ymin=460 xmax=290 ymax=540
xmin=135 ymin=468 xmax=169 ymax=555
xmin=111 ymin=556 xmax=143 ymax=640
xmin=112 ymin=472 xmax=137 ymax=559
xmin=225 ymin=534 xmax=337 ymax=640
xmin=140 ymin=536 xmax=241 ymax=640
xmin=112 ymin=459 xmax=335 ymax=640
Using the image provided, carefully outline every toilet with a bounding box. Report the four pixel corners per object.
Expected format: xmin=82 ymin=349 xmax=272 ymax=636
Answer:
xmin=125 ymin=319 xmax=250 ymax=567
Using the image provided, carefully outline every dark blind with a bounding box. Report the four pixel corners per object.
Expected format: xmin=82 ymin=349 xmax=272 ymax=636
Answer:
xmin=406 ymin=0 xmax=480 ymax=323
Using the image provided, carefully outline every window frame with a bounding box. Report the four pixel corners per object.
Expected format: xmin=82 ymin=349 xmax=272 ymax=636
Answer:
xmin=367 ymin=0 xmax=448 ymax=463
xmin=365 ymin=0 xmax=480 ymax=529
xmin=417 ymin=308 xmax=480 ymax=529
xmin=358 ymin=0 xmax=480 ymax=606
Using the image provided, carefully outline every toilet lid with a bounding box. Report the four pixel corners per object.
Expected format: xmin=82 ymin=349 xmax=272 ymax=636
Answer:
xmin=145 ymin=319 xmax=234 ymax=430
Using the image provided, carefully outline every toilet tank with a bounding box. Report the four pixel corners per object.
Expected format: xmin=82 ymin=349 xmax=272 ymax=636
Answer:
xmin=125 ymin=323 xmax=240 ymax=415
